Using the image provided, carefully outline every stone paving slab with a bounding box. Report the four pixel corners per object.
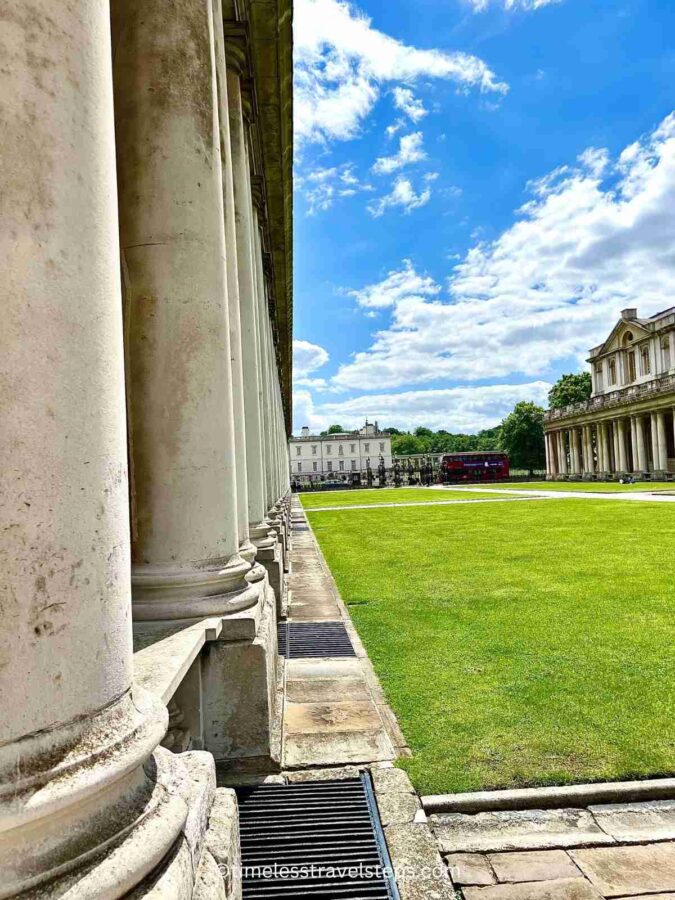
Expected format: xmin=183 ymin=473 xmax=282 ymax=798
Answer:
xmin=284 ymin=700 xmax=384 ymax=735
xmin=463 ymin=878 xmax=603 ymax=899
xmin=489 ymin=850 xmax=583 ymax=883
xmin=446 ymin=852 xmax=496 ymax=885
xmin=384 ymin=824 xmax=457 ymax=900
xmin=285 ymin=657 xmax=363 ymax=679
xmin=283 ymin=727 xmax=395 ymax=768
xmin=431 ymin=808 xmax=614 ymax=854
xmin=588 ymin=799 xmax=675 ymax=843
xmin=284 ymin=675 xmax=371 ymax=703
xmin=570 ymin=843 xmax=675 ymax=897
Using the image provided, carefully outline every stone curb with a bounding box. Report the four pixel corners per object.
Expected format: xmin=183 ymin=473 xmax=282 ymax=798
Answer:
xmin=422 ymin=779 xmax=675 ymax=814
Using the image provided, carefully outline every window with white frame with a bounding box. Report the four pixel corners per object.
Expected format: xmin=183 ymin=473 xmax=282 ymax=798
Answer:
xmin=339 ymin=460 xmax=344 ymax=471
xmin=350 ymin=444 xmax=356 ymax=452
xmin=594 ymin=363 xmax=603 ymax=392
xmin=325 ymin=445 xmax=331 ymax=454
xmin=296 ymin=446 xmax=301 ymax=455
xmin=326 ymin=461 xmax=332 ymax=472
xmin=351 ymin=460 xmax=356 ymax=470
xmin=312 ymin=461 xmax=318 ymax=472
xmin=379 ymin=442 xmax=384 ymax=451
xmin=662 ymin=338 xmax=671 ymax=371
xmin=297 ymin=462 xmax=302 ymax=472
xmin=338 ymin=445 xmax=344 ymax=455
xmin=312 ymin=445 xmax=317 ymax=455
xmin=609 ymin=358 xmax=616 ymax=384
xmin=640 ymin=345 xmax=650 ymax=375
xmin=364 ymin=443 xmax=369 ymax=452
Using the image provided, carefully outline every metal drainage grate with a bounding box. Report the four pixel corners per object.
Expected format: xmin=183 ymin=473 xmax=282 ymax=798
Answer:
xmin=277 ymin=621 xmax=356 ymax=659
xmin=236 ymin=774 xmax=399 ymax=899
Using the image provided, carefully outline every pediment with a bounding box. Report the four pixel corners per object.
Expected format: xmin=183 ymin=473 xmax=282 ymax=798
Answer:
xmin=599 ymin=318 xmax=650 ymax=355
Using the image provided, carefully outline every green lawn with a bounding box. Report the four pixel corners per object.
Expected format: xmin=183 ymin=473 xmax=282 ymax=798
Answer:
xmin=481 ymin=481 xmax=675 ymax=493
xmin=299 ymin=487 xmax=507 ymax=509
xmin=307 ymin=499 xmax=675 ymax=795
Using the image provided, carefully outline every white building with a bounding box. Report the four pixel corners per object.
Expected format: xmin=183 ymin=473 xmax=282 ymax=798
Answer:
xmin=289 ymin=422 xmax=393 ymax=482
xmin=545 ymin=307 xmax=675 ymax=478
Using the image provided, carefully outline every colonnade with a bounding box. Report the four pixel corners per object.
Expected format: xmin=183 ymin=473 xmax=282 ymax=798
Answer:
xmin=0 ymin=0 xmax=290 ymax=895
xmin=545 ymin=410 xmax=674 ymax=478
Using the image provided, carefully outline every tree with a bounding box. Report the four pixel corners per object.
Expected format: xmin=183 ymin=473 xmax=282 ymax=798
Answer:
xmin=383 ymin=426 xmax=401 ymax=435
xmin=548 ymin=372 xmax=592 ymax=410
xmin=499 ymin=402 xmax=545 ymax=474
xmin=391 ymin=433 xmax=424 ymax=456
xmin=414 ymin=426 xmax=433 ymax=438
xmin=322 ymin=423 xmax=344 ymax=435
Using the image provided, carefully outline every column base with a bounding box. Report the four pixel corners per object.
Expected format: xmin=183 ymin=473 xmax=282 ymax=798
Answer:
xmin=132 ymin=556 xmax=260 ymax=623
xmin=0 ymin=690 xmax=186 ymax=899
xmin=201 ymin=573 xmax=281 ymax=769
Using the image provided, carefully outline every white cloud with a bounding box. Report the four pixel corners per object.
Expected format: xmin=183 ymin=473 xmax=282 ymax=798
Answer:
xmin=293 ymin=382 xmax=551 ymax=433
xmin=392 ymin=87 xmax=428 ymax=122
xmin=293 ymin=339 xmax=330 ymax=388
xmin=467 ymin=0 xmax=561 ymax=11
xmin=367 ymin=176 xmax=432 ymax=217
xmin=299 ymin=163 xmax=373 ymax=213
xmin=332 ymin=113 xmax=675 ymax=391
xmin=372 ymin=132 xmax=427 ymax=175
xmin=294 ymin=0 xmax=508 ymax=145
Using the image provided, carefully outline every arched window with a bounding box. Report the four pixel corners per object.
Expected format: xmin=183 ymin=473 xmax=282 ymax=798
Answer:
xmin=627 ymin=350 xmax=636 ymax=382
xmin=640 ymin=345 xmax=650 ymax=376
xmin=662 ymin=338 xmax=671 ymax=371
xmin=594 ymin=362 xmax=604 ymax=391
xmin=622 ymin=331 xmax=634 ymax=347
xmin=608 ymin=358 xmax=616 ymax=385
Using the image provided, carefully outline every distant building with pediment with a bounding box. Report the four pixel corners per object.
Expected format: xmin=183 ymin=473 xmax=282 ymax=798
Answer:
xmin=545 ymin=307 xmax=675 ymax=479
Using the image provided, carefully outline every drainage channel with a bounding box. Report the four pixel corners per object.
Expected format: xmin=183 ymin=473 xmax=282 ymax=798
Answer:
xmin=236 ymin=773 xmax=400 ymax=899
xmin=277 ymin=621 xmax=357 ymax=659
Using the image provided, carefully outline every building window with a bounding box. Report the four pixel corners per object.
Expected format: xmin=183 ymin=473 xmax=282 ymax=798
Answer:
xmin=609 ymin=358 xmax=616 ymax=384
xmin=640 ymin=345 xmax=650 ymax=375
xmin=338 ymin=445 xmax=344 ymax=455
xmin=312 ymin=445 xmax=317 ymax=455
xmin=351 ymin=460 xmax=356 ymax=470
xmin=296 ymin=446 xmax=301 ymax=456
xmin=339 ymin=460 xmax=344 ymax=471
xmin=627 ymin=350 xmax=636 ymax=381
xmin=364 ymin=443 xmax=369 ymax=452
xmin=594 ymin=363 xmax=603 ymax=392
xmin=297 ymin=462 xmax=302 ymax=472
xmin=325 ymin=445 xmax=331 ymax=454
xmin=326 ymin=461 xmax=332 ymax=472
xmin=312 ymin=461 xmax=318 ymax=472
xmin=379 ymin=442 xmax=385 ymax=451
xmin=350 ymin=444 xmax=356 ymax=452
xmin=662 ymin=338 xmax=671 ymax=371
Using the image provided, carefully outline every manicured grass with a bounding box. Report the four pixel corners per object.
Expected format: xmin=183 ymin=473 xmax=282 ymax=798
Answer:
xmin=307 ymin=500 xmax=675 ymax=795
xmin=481 ymin=481 xmax=675 ymax=493
xmin=299 ymin=487 xmax=506 ymax=509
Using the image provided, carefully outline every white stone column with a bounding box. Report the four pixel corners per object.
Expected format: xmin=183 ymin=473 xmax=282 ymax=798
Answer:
xmin=657 ymin=411 xmax=668 ymax=473
xmin=636 ymin=415 xmax=647 ymax=472
xmin=630 ymin=416 xmax=639 ymax=473
xmin=544 ymin=433 xmax=552 ymax=476
xmin=650 ymin=412 xmax=660 ymax=472
xmin=556 ymin=431 xmax=566 ymax=475
xmin=226 ymin=56 xmax=273 ymax=550
xmin=0 ymin=3 xmax=184 ymax=891
xmin=213 ymin=6 xmax=252 ymax=558
xmin=617 ymin=418 xmax=628 ymax=472
xmin=611 ymin=421 xmax=620 ymax=473
xmin=570 ymin=428 xmax=580 ymax=474
xmin=597 ymin=422 xmax=607 ymax=474
xmin=113 ymin=0 xmax=257 ymax=621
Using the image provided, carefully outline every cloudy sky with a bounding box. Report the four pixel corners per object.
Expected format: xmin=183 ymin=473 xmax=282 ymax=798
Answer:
xmin=292 ymin=0 xmax=675 ymax=434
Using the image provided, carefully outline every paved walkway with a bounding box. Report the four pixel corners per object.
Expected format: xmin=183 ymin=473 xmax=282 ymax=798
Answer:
xmin=431 ymin=799 xmax=675 ymax=898
xmin=300 ymin=495 xmax=547 ymax=512
xmin=281 ymin=498 xmax=408 ymax=769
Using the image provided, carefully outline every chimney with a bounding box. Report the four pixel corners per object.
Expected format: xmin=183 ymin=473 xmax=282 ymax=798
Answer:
xmin=301 ymin=426 xmax=310 ymax=437
xmin=621 ymin=308 xmax=637 ymax=320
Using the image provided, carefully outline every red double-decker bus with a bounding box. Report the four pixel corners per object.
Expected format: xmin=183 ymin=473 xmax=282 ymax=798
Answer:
xmin=441 ymin=451 xmax=509 ymax=483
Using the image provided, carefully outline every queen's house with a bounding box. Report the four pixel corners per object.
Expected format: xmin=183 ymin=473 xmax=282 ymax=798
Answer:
xmin=0 ymin=1 xmax=292 ymax=896
xmin=545 ymin=308 xmax=675 ymax=479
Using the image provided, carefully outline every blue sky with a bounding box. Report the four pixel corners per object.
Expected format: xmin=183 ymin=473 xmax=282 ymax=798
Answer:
xmin=291 ymin=0 xmax=675 ymax=434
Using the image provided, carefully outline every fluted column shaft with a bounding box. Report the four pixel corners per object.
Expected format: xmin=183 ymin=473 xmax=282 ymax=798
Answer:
xmin=114 ymin=0 xmax=253 ymax=620
xmin=657 ymin=411 xmax=668 ymax=472
xmin=630 ymin=417 xmax=639 ymax=473
xmin=617 ymin=419 xmax=628 ymax=472
xmin=636 ymin=416 xmax=647 ymax=472
xmin=0 ymin=2 xmax=182 ymax=890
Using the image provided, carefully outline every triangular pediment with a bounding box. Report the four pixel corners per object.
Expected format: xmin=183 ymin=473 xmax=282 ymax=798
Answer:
xmin=599 ymin=318 xmax=650 ymax=355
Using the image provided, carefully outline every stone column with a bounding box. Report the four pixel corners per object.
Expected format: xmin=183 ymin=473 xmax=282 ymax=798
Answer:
xmin=560 ymin=431 xmax=569 ymax=475
xmin=213 ymin=5 xmax=252 ymax=559
xmin=570 ymin=428 xmax=580 ymax=475
xmin=611 ymin=421 xmax=620 ymax=474
xmin=0 ymin=3 xmax=185 ymax=891
xmin=617 ymin=418 xmax=628 ymax=472
xmin=598 ymin=422 xmax=607 ymax=474
xmin=114 ymin=0 xmax=258 ymax=621
xmin=650 ymin=413 xmax=660 ymax=472
xmin=544 ymin=433 xmax=552 ymax=476
xmin=630 ymin=416 xmax=639 ymax=473
xmin=636 ymin=415 xmax=647 ymax=472
xmin=226 ymin=52 xmax=273 ymax=550
xmin=657 ymin=411 xmax=668 ymax=473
